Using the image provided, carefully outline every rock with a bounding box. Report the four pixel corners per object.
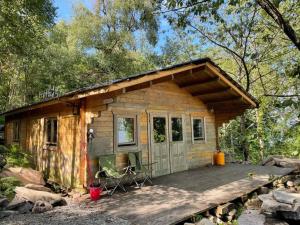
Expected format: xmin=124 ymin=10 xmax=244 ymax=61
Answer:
xmin=6 ymin=196 xmax=27 ymax=210
xmin=225 ymin=214 xmax=234 ymax=222
xmin=273 ymin=190 xmax=300 ymax=204
xmin=17 ymin=201 xmax=33 ymax=214
xmin=228 ymin=208 xmax=237 ymax=216
xmin=278 ymin=211 xmax=300 ymax=220
xmin=0 ymin=210 xmax=19 ymax=219
xmin=32 ymin=200 xmax=53 ymax=213
xmin=50 ymin=198 xmax=67 ymax=207
xmin=278 ymin=175 xmax=292 ymax=184
xmin=216 ymin=217 xmax=224 ymax=224
xmin=15 ymin=186 xmax=63 ymax=203
xmin=245 ymin=198 xmax=262 ymax=210
xmin=207 ymin=215 xmax=217 ymax=223
xmin=258 ymin=186 xmax=270 ymax=195
xmin=214 ymin=202 xmax=235 ymax=217
xmin=25 ymin=183 xmax=51 ymax=192
xmin=0 ymin=167 xmax=45 ymax=185
xmin=277 ymin=184 xmax=285 ymax=189
xmin=237 ymin=210 xmax=265 ymax=225
xmin=184 ymin=223 xmax=195 ymax=225
xmin=287 ymin=181 xmax=294 ymax=187
xmin=264 ymin=217 xmax=289 ymax=225
xmin=0 ymin=197 xmax=9 ymax=209
xmin=196 ymin=218 xmax=214 ymax=225
xmin=294 ymin=179 xmax=300 ymax=186
xmin=259 ymin=193 xmax=293 ymax=213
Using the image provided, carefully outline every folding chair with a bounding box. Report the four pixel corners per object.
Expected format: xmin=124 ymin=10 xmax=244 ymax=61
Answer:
xmin=128 ymin=152 xmax=154 ymax=187
xmin=95 ymin=154 xmax=127 ymax=195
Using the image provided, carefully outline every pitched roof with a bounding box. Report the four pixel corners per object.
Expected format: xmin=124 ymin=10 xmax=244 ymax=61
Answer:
xmin=1 ymin=57 xmax=258 ymax=116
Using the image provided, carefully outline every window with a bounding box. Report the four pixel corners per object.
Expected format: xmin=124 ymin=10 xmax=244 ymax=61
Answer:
xmin=13 ymin=121 xmax=20 ymax=142
xmin=117 ymin=116 xmax=136 ymax=146
xmin=192 ymin=118 xmax=205 ymax=141
xmin=153 ymin=117 xmax=166 ymax=143
xmin=45 ymin=118 xmax=58 ymax=145
xmin=171 ymin=117 xmax=183 ymax=142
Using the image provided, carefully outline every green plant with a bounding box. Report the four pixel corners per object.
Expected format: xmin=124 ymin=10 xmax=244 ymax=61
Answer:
xmin=5 ymin=144 xmax=32 ymax=167
xmin=0 ymin=176 xmax=22 ymax=200
xmin=191 ymin=213 xmax=203 ymax=222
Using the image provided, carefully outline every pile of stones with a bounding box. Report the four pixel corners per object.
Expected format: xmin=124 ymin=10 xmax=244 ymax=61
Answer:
xmin=0 ymin=184 xmax=67 ymax=219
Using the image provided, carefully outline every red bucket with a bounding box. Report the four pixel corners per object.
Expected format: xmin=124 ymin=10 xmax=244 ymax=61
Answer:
xmin=90 ymin=187 xmax=102 ymax=201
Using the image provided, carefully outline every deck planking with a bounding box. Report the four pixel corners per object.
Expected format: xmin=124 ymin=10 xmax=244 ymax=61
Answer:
xmin=86 ymin=164 xmax=294 ymax=225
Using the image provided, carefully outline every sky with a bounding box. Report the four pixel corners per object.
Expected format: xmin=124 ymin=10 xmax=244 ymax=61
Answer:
xmin=53 ymin=0 xmax=94 ymax=22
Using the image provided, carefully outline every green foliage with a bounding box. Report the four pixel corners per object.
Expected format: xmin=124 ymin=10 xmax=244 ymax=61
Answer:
xmin=0 ymin=176 xmax=22 ymax=200
xmin=4 ymin=145 xmax=32 ymax=168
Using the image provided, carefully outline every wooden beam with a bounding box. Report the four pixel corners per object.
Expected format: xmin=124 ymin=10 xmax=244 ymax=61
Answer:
xmin=179 ymin=77 xmax=219 ymax=89
xmin=193 ymin=87 xmax=231 ymax=97
xmin=205 ymin=63 xmax=257 ymax=107
xmin=205 ymin=97 xmax=242 ymax=105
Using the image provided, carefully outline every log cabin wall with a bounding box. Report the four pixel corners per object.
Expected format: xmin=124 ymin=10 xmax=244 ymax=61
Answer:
xmin=87 ymin=81 xmax=217 ymax=171
xmin=4 ymin=103 xmax=82 ymax=188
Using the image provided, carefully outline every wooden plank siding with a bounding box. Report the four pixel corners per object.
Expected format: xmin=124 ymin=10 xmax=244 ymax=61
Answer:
xmin=4 ymin=79 xmax=244 ymax=188
xmin=5 ymin=104 xmax=83 ymax=188
xmin=87 ymin=81 xmax=217 ymax=171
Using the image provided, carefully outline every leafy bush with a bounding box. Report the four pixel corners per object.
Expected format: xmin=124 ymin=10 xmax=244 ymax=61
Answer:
xmin=0 ymin=176 xmax=22 ymax=200
xmin=0 ymin=144 xmax=32 ymax=167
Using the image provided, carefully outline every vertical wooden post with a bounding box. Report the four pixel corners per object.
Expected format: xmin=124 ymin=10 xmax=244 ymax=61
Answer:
xmin=79 ymin=99 xmax=87 ymax=187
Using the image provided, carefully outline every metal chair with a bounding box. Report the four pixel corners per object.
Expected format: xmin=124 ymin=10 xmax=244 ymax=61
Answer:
xmin=128 ymin=152 xmax=154 ymax=187
xmin=95 ymin=154 xmax=128 ymax=195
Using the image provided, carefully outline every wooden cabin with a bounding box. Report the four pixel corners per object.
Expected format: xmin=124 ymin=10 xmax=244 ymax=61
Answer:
xmin=1 ymin=58 xmax=258 ymax=189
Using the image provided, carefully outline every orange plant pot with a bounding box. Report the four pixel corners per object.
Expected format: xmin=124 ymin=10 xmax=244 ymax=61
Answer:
xmin=214 ymin=151 xmax=225 ymax=166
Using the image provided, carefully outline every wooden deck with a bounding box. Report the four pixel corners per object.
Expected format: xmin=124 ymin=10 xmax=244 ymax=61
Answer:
xmin=85 ymin=164 xmax=294 ymax=225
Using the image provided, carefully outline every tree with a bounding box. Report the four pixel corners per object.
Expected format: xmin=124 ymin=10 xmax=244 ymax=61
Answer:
xmin=0 ymin=0 xmax=56 ymax=62
xmin=257 ymin=0 xmax=300 ymax=51
xmin=162 ymin=0 xmax=300 ymax=161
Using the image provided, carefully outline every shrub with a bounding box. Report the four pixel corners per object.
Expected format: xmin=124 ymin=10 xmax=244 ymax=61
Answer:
xmin=0 ymin=144 xmax=32 ymax=168
xmin=0 ymin=176 xmax=22 ymax=200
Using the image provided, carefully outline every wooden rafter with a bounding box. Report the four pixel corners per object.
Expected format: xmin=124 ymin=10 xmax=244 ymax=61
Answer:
xmin=179 ymin=77 xmax=219 ymax=89
xmin=193 ymin=87 xmax=231 ymax=97
xmin=205 ymin=97 xmax=242 ymax=105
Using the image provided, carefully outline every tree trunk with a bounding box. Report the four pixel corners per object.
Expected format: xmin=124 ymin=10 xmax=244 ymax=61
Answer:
xmin=256 ymin=109 xmax=264 ymax=160
xmin=257 ymin=0 xmax=300 ymax=51
xmin=240 ymin=114 xmax=249 ymax=161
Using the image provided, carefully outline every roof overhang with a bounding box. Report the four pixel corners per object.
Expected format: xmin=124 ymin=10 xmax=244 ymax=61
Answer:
xmin=1 ymin=58 xmax=258 ymax=120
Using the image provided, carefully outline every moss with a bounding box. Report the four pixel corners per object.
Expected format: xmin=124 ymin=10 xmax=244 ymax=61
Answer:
xmin=0 ymin=176 xmax=22 ymax=200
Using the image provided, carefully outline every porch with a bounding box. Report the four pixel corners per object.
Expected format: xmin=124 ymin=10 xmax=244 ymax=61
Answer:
xmin=83 ymin=163 xmax=294 ymax=225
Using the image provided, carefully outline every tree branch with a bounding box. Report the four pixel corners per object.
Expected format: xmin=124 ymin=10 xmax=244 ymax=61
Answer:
xmin=257 ymin=0 xmax=300 ymax=51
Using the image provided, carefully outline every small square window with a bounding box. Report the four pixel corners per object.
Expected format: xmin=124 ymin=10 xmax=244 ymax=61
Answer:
xmin=117 ymin=116 xmax=136 ymax=146
xmin=45 ymin=118 xmax=58 ymax=145
xmin=192 ymin=118 xmax=205 ymax=141
xmin=13 ymin=121 xmax=20 ymax=142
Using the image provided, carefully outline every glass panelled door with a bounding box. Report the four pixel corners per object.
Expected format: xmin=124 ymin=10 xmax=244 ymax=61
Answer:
xmin=150 ymin=114 xmax=170 ymax=177
xmin=150 ymin=113 xmax=187 ymax=177
xmin=169 ymin=115 xmax=187 ymax=173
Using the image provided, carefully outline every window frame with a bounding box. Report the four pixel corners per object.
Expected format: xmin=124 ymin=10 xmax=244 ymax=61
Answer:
xmin=115 ymin=114 xmax=137 ymax=147
xmin=13 ymin=120 xmax=20 ymax=142
xmin=170 ymin=116 xmax=184 ymax=143
xmin=191 ymin=116 xmax=206 ymax=143
xmin=44 ymin=117 xmax=58 ymax=146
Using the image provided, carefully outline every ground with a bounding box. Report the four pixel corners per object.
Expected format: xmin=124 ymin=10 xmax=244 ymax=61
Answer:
xmin=0 ymin=200 xmax=130 ymax=225
xmin=0 ymin=163 xmax=294 ymax=225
